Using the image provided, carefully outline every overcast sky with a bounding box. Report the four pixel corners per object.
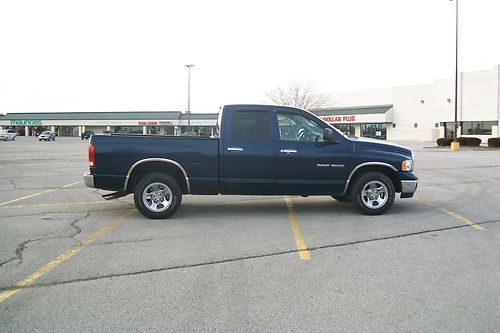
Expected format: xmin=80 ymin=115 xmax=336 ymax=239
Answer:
xmin=1 ymin=0 xmax=499 ymax=114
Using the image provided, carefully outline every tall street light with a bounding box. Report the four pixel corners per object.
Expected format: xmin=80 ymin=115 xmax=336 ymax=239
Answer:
xmin=451 ymin=0 xmax=459 ymax=151
xmin=185 ymin=64 xmax=194 ymax=134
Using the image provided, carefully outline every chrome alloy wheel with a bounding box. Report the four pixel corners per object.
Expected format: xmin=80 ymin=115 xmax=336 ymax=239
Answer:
xmin=142 ymin=182 xmax=173 ymax=212
xmin=360 ymin=180 xmax=388 ymax=209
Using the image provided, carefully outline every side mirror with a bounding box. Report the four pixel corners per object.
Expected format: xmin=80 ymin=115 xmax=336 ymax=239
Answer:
xmin=323 ymin=128 xmax=336 ymax=143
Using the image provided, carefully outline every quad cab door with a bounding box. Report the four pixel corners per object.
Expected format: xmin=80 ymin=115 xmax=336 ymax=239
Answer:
xmin=221 ymin=106 xmax=277 ymax=194
xmin=273 ymin=110 xmax=349 ymax=195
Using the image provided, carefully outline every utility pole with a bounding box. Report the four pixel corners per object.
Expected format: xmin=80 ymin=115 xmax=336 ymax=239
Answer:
xmin=451 ymin=0 xmax=460 ymax=151
xmin=185 ymin=64 xmax=194 ymax=134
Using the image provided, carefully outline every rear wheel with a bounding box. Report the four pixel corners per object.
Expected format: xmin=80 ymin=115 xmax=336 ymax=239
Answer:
xmin=350 ymin=172 xmax=395 ymax=215
xmin=133 ymin=173 xmax=182 ymax=219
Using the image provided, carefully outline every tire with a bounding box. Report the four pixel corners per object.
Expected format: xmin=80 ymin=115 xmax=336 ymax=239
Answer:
xmin=133 ymin=173 xmax=182 ymax=219
xmin=350 ymin=172 xmax=395 ymax=215
xmin=332 ymin=195 xmax=350 ymax=202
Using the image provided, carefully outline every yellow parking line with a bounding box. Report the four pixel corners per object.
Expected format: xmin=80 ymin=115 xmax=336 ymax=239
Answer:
xmin=0 ymin=181 xmax=82 ymax=207
xmin=284 ymin=197 xmax=311 ymax=260
xmin=415 ymin=197 xmax=485 ymax=231
xmin=0 ymin=208 xmax=136 ymax=304
xmin=62 ymin=181 xmax=82 ymax=188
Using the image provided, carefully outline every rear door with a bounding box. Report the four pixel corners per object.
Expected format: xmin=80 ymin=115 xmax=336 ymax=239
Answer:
xmin=220 ymin=107 xmax=277 ymax=194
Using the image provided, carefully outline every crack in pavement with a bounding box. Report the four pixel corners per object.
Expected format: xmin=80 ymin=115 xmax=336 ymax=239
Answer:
xmin=91 ymin=238 xmax=155 ymax=246
xmin=0 ymin=207 xmax=129 ymax=218
xmin=0 ymin=212 xmax=90 ymax=268
xmin=1 ymin=218 xmax=498 ymax=292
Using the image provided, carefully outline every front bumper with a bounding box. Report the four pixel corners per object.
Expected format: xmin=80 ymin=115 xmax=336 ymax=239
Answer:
xmin=83 ymin=173 xmax=95 ymax=188
xmin=400 ymin=180 xmax=418 ymax=198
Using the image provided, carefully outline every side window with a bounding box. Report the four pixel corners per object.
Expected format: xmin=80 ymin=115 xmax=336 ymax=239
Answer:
xmin=232 ymin=111 xmax=270 ymax=141
xmin=277 ymin=113 xmax=325 ymax=142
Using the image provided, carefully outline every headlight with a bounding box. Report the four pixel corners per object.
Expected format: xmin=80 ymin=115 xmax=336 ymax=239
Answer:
xmin=402 ymin=159 xmax=413 ymax=172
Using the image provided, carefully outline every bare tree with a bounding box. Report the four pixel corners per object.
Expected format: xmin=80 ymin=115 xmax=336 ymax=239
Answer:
xmin=265 ymin=81 xmax=330 ymax=110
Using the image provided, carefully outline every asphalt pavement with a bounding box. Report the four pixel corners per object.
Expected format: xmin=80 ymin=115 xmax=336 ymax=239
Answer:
xmin=0 ymin=137 xmax=499 ymax=332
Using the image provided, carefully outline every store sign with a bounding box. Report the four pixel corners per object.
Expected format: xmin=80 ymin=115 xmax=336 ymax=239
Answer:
xmin=11 ymin=119 xmax=42 ymax=126
xmin=138 ymin=121 xmax=158 ymax=125
xmin=321 ymin=115 xmax=356 ymax=123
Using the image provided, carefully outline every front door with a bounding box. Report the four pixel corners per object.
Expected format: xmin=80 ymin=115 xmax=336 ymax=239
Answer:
xmin=274 ymin=111 xmax=349 ymax=195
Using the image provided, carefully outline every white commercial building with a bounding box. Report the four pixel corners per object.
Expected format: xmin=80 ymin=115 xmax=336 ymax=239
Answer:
xmin=317 ymin=65 xmax=500 ymax=142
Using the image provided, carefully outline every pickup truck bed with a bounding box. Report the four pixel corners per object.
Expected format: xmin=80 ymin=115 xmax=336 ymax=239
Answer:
xmin=89 ymin=135 xmax=219 ymax=194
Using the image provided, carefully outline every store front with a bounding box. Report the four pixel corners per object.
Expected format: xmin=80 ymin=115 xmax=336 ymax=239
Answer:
xmin=314 ymin=105 xmax=393 ymax=140
xmin=0 ymin=112 xmax=218 ymax=138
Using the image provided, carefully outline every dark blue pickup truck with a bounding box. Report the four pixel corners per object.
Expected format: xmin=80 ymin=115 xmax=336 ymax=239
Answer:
xmin=84 ymin=104 xmax=417 ymax=218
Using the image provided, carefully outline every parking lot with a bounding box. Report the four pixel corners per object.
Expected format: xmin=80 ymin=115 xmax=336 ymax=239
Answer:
xmin=0 ymin=137 xmax=499 ymax=332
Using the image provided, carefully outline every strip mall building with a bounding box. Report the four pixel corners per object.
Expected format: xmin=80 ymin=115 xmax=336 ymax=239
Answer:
xmin=1 ymin=66 xmax=499 ymax=142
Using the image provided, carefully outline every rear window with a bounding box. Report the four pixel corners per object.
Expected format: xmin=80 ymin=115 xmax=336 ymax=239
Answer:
xmin=232 ymin=111 xmax=270 ymax=141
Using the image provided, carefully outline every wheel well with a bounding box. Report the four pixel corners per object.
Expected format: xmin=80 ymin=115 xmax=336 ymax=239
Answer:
xmin=346 ymin=165 xmax=401 ymax=194
xmin=126 ymin=161 xmax=189 ymax=194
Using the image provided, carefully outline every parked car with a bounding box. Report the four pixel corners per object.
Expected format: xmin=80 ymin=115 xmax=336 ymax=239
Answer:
xmin=84 ymin=104 xmax=418 ymax=219
xmin=81 ymin=131 xmax=94 ymax=140
xmin=38 ymin=131 xmax=56 ymax=141
xmin=0 ymin=129 xmax=16 ymax=141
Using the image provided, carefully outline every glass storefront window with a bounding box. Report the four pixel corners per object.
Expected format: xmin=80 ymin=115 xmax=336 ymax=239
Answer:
xmin=444 ymin=122 xmax=455 ymax=139
xmin=361 ymin=123 xmax=386 ymax=140
xmin=333 ymin=124 xmax=355 ymax=136
xmin=442 ymin=121 xmax=497 ymax=137
xmin=462 ymin=121 xmax=496 ymax=135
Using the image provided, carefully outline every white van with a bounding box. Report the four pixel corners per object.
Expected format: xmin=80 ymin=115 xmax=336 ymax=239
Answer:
xmin=0 ymin=129 xmax=16 ymax=141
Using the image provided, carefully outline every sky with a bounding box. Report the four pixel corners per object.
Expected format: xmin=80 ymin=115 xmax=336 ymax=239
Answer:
xmin=0 ymin=0 xmax=499 ymax=114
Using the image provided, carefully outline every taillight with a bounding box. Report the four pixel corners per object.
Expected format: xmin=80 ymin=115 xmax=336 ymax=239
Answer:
xmin=89 ymin=143 xmax=96 ymax=168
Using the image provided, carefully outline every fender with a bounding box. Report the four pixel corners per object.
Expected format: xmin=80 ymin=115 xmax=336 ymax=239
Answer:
xmin=342 ymin=162 xmax=398 ymax=195
xmin=123 ymin=158 xmax=191 ymax=193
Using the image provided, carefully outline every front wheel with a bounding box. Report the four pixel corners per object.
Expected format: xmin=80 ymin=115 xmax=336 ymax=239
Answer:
xmin=350 ymin=172 xmax=395 ymax=215
xmin=133 ymin=173 xmax=182 ymax=219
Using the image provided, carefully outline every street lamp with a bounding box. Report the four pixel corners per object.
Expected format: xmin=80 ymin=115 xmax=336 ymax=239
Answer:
xmin=185 ymin=64 xmax=194 ymax=134
xmin=450 ymin=0 xmax=459 ymax=151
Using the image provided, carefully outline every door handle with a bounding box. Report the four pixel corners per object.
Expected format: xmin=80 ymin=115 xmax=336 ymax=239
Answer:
xmin=280 ymin=149 xmax=298 ymax=155
xmin=227 ymin=147 xmax=244 ymax=152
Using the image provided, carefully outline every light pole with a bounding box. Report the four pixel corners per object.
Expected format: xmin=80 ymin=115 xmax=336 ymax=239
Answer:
xmin=451 ymin=0 xmax=459 ymax=150
xmin=185 ymin=64 xmax=194 ymax=134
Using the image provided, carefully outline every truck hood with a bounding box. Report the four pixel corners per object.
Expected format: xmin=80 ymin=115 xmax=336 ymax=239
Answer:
xmin=351 ymin=137 xmax=413 ymax=159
